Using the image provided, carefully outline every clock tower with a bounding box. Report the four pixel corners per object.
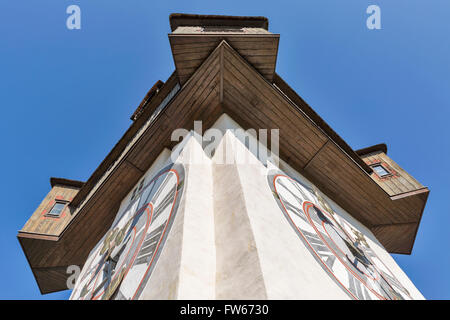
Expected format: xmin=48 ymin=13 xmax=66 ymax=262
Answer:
xmin=18 ymin=13 xmax=429 ymax=299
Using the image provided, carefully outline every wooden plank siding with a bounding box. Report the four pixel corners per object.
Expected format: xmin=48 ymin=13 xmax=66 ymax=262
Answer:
xmin=360 ymin=151 xmax=424 ymax=197
xmin=20 ymin=184 xmax=80 ymax=237
xmin=169 ymin=34 xmax=279 ymax=85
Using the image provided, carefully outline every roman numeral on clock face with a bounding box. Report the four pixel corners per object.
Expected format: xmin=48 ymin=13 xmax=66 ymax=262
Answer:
xmin=134 ymin=224 xmax=166 ymax=266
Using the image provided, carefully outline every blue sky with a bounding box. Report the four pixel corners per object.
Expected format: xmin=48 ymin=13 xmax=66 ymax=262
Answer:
xmin=1 ymin=0 xmax=448 ymax=299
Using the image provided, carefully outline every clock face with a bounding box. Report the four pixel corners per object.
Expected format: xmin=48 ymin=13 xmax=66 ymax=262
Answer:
xmin=268 ymin=172 xmax=412 ymax=300
xmin=71 ymin=163 xmax=185 ymax=300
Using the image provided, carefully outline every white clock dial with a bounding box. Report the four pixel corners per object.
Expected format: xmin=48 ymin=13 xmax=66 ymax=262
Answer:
xmin=268 ymin=172 xmax=412 ymax=300
xmin=71 ymin=163 xmax=185 ymax=300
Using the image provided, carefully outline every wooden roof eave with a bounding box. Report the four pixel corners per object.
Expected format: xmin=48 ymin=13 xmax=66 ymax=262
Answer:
xmin=169 ymin=33 xmax=280 ymax=85
xmin=272 ymin=73 xmax=373 ymax=175
xmin=372 ymin=187 xmax=429 ymax=254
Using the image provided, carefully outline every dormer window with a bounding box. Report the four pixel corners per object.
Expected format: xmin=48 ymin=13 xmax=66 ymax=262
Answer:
xmin=372 ymin=164 xmax=390 ymax=177
xmin=46 ymin=200 xmax=68 ymax=217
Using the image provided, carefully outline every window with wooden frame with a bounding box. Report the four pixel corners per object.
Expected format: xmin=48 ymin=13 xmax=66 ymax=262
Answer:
xmin=371 ymin=164 xmax=391 ymax=177
xmin=45 ymin=200 xmax=68 ymax=218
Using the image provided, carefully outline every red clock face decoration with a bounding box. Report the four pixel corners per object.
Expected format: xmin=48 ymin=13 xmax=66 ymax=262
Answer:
xmin=268 ymin=172 xmax=412 ymax=300
xmin=71 ymin=163 xmax=185 ymax=300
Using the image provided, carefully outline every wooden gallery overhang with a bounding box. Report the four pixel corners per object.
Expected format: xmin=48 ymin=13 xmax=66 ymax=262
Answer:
xmin=18 ymin=13 xmax=429 ymax=294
